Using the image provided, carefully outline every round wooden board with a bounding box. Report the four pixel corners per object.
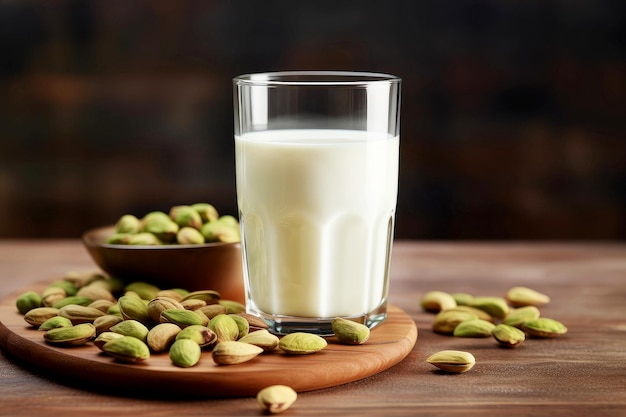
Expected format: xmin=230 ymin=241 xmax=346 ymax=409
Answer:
xmin=0 ymin=280 xmax=417 ymax=398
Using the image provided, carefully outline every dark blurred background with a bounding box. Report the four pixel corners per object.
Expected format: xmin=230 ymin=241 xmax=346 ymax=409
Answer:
xmin=1 ymin=0 xmax=625 ymax=240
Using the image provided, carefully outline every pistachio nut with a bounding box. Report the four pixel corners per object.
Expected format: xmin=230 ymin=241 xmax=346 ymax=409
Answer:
xmin=147 ymin=323 xmax=182 ymax=352
xmin=38 ymin=316 xmax=73 ymax=331
xmin=160 ymin=308 xmax=205 ymax=328
xmin=88 ymin=299 xmax=116 ymax=313
xmin=197 ymin=303 xmax=227 ymax=318
xmin=426 ymin=350 xmax=476 ymax=373
xmin=44 ymin=323 xmax=96 ymax=346
xmin=63 ymin=270 xmax=104 ymax=288
xmin=229 ymin=314 xmax=250 ymax=339
xmin=522 ymin=318 xmax=568 ymax=338
xmin=124 ymin=281 xmax=159 ymax=300
xmin=180 ymin=298 xmax=206 ymax=310
xmin=110 ymin=319 xmax=150 ymax=342
xmin=169 ymin=338 xmax=202 ymax=368
xmin=503 ymin=306 xmax=541 ymax=328
xmin=175 ymin=324 xmax=217 ymax=348
xmin=41 ymin=286 xmax=66 ymax=308
xmin=130 ymin=232 xmax=165 ymax=245
xmin=432 ymin=310 xmax=478 ymax=335
xmin=58 ymin=304 xmax=106 ymax=324
xmin=201 ymin=221 xmax=240 ymax=243
xmin=24 ymin=307 xmax=59 ymax=327
xmin=106 ymin=233 xmax=133 ymax=244
xmin=118 ymin=295 xmax=150 ymax=324
xmin=181 ymin=290 xmax=221 ymax=304
xmin=141 ymin=214 xmax=179 ymax=243
xmin=331 ymin=317 xmax=370 ymax=345
xmin=471 ymin=296 xmax=510 ymax=319
xmin=421 ymin=290 xmax=457 ymax=313
xmin=176 ymin=227 xmax=205 ymax=245
xmin=208 ymin=314 xmax=240 ymax=342
xmin=93 ymin=314 xmax=124 ymax=334
xmin=238 ymin=329 xmax=279 ymax=351
xmin=212 ymin=340 xmax=264 ymax=365
xmin=446 ymin=306 xmax=493 ymax=322
xmin=218 ymin=215 xmax=240 ymax=229
xmin=48 ymin=280 xmax=78 ymax=297
xmin=94 ymin=331 xmax=125 ymax=350
xmin=156 ymin=289 xmax=186 ymax=301
xmin=102 ymin=335 xmax=150 ymax=362
xmin=219 ymin=300 xmax=246 ymax=314
xmin=191 ymin=203 xmax=219 ymax=223
xmin=115 ymin=214 xmax=141 ymax=234
xmin=53 ymin=296 xmax=92 ymax=309
xmin=451 ymin=292 xmax=474 ymax=307
xmin=453 ymin=319 xmax=496 ymax=338
xmin=107 ymin=303 xmax=121 ymax=316
xmin=257 ymin=385 xmax=298 ymax=414
xmin=170 ymin=205 xmax=203 ymax=230
xmin=76 ymin=284 xmax=116 ymax=303
xmin=147 ymin=296 xmax=185 ymax=323
xmin=16 ymin=291 xmax=42 ymax=314
xmin=492 ymin=323 xmax=526 ymax=347
xmin=506 ymin=286 xmax=551 ymax=307
xmin=236 ymin=313 xmax=269 ymax=331
xmin=278 ymin=332 xmax=327 ymax=355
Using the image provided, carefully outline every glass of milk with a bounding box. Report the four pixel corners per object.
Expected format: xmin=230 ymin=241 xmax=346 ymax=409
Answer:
xmin=233 ymin=71 xmax=401 ymax=335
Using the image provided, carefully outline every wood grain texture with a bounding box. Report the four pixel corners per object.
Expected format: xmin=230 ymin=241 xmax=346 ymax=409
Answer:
xmin=1 ymin=240 xmax=625 ymax=417
xmin=0 ymin=282 xmax=417 ymax=398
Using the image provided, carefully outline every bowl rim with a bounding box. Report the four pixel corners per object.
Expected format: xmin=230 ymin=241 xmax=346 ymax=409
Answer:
xmin=82 ymin=225 xmax=241 ymax=250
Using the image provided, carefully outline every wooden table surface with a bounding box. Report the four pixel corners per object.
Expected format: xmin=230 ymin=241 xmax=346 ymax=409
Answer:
xmin=1 ymin=240 xmax=625 ymax=417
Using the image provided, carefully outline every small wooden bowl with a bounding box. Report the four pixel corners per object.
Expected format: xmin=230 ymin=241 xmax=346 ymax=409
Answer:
xmin=82 ymin=226 xmax=245 ymax=302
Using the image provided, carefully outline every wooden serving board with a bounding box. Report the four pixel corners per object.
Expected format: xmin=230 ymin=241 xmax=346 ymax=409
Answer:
xmin=0 ymin=280 xmax=417 ymax=398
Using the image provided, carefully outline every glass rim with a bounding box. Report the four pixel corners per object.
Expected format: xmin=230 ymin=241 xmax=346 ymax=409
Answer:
xmin=233 ymin=71 xmax=401 ymax=86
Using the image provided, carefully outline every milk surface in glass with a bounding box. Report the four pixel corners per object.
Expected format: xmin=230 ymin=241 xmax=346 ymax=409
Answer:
xmin=235 ymin=129 xmax=399 ymax=318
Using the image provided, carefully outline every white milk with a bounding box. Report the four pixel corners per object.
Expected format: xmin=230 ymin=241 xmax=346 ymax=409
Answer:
xmin=235 ymin=129 xmax=399 ymax=318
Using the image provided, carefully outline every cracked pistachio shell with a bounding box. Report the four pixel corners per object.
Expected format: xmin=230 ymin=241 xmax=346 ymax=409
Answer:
xmin=175 ymin=324 xmax=217 ymax=348
xmin=278 ymin=332 xmax=327 ymax=354
xmin=453 ymin=319 xmax=496 ymax=338
xmin=181 ymin=290 xmax=221 ymax=304
xmin=177 ymin=227 xmax=205 ymax=244
xmin=147 ymin=323 xmax=182 ymax=352
xmin=257 ymin=385 xmax=298 ymax=414
xmin=44 ymin=323 xmax=96 ymax=346
xmin=229 ymin=314 xmax=250 ymax=339
xmin=16 ymin=291 xmax=42 ymax=314
xmin=76 ymin=284 xmax=116 ymax=303
xmin=41 ymin=287 xmax=66 ymax=308
xmin=421 ymin=290 xmax=457 ymax=313
xmin=94 ymin=331 xmax=125 ymax=350
xmin=124 ymin=281 xmax=161 ymax=300
xmin=427 ymin=350 xmax=476 ymax=373
xmin=118 ymin=295 xmax=150 ymax=324
xmin=522 ymin=318 xmax=568 ymax=338
xmin=506 ymin=286 xmax=551 ymax=307
xmin=93 ymin=314 xmax=124 ymax=334
xmin=170 ymin=205 xmax=203 ymax=230
xmin=503 ymin=306 xmax=541 ymax=328
xmin=238 ymin=329 xmax=280 ymax=351
xmin=24 ymin=307 xmax=59 ymax=327
xmin=102 ymin=335 xmax=150 ymax=362
xmin=219 ymin=300 xmax=246 ymax=314
xmin=53 ymin=296 xmax=92 ymax=309
xmin=147 ymin=296 xmax=185 ymax=323
xmin=212 ymin=340 xmax=264 ymax=365
xmin=169 ymin=338 xmax=202 ymax=368
xmin=470 ymin=296 xmax=510 ymax=319
xmin=432 ymin=310 xmax=478 ymax=335
xmin=492 ymin=323 xmax=526 ymax=347
xmin=190 ymin=203 xmax=219 ymax=223
xmin=208 ymin=314 xmax=240 ymax=342
xmin=58 ymin=304 xmax=106 ymax=324
xmin=446 ymin=305 xmax=494 ymax=322
xmin=331 ymin=317 xmax=370 ymax=345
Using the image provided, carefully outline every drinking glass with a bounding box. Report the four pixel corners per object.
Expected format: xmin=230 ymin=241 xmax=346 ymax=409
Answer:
xmin=233 ymin=71 xmax=401 ymax=335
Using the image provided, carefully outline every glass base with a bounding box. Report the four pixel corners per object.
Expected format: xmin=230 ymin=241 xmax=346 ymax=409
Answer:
xmin=246 ymin=301 xmax=388 ymax=336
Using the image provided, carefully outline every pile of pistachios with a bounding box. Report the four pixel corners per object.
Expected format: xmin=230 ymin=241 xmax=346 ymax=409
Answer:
xmin=107 ymin=203 xmax=240 ymax=245
xmin=422 ymin=286 xmax=568 ymax=374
